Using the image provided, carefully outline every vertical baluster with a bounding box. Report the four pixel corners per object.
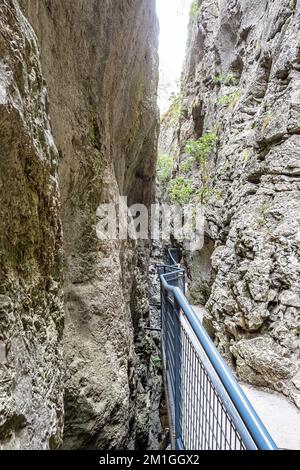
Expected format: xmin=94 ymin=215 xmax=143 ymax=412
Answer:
xmin=174 ymin=298 xmax=182 ymax=449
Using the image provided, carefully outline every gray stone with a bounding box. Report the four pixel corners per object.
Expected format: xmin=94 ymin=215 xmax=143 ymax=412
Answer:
xmin=280 ymin=290 xmax=300 ymax=308
xmin=163 ymin=0 xmax=300 ymax=407
xmin=22 ymin=0 xmax=159 ymax=450
xmin=231 ymin=337 xmax=298 ymax=383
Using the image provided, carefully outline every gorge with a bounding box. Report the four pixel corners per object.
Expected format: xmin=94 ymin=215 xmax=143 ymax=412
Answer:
xmin=0 ymin=0 xmax=300 ymax=451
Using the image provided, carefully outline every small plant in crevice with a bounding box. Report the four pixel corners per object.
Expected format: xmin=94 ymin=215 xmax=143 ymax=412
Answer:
xmin=289 ymin=0 xmax=297 ymax=12
xmin=184 ymin=131 xmax=218 ymax=204
xmin=179 ymin=157 xmax=194 ymax=174
xmin=185 ymin=131 xmax=217 ymax=166
xmin=213 ymin=188 xmax=223 ymax=201
xmin=196 ymin=155 xmax=231 ymax=204
xmin=212 ymin=3 xmax=220 ymax=17
xmin=217 ymin=90 xmax=241 ymax=109
xmin=256 ymin=202 xmax=271 ymax=226
xmin=157 ymin=154 xmax=173 ymax=193
xmin=151 ymin=355 xmax=162 ymax=369
xmin=168 ymin=176 xmax=195 ymax=204
xmin=163 ymin=92 xmax=183 ymax=124
xmin=195 ymin=186 xmax=210 ymax=204
xmin=217 ymin=94 xmax=232 ymax=107
xmin=194 ymin=184 xmax=223 ymax=205
xmin=189 ymin=0 xmax=199 ymax=27
xmin=261 ymin=113 xmax=272 ymax=131
xmin=214 ymin=72 xmax=238 ymax=86
xmin=241 ymin=149 xmax=251 ymax=163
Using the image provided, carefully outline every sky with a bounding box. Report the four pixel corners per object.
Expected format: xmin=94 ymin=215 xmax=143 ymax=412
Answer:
xmin=156 ymin=0 xmax=192 ymax=113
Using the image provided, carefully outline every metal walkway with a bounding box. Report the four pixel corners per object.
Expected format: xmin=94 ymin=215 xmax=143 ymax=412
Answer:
xmin=158 ymin=249 xmax=278 ymax=450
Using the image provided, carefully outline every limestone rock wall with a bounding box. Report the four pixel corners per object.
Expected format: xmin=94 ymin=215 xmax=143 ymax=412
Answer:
xmin=22 ymin=0 xmax=159 ymax=449
xmin=173 ymin=0 xmax=300 ymax=406
xmin=0 ymin=0 xmax=64 ymax=449
xmin=1 ymin=0 xmax=159 ymax=449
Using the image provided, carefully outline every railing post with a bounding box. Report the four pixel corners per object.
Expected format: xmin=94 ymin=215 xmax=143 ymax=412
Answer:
xmin=174 ymin=298 xmax=182 ymax=449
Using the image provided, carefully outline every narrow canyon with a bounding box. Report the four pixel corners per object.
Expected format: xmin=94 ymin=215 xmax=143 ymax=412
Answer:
xmin=0 ymin=0 xmax=299 ymax=451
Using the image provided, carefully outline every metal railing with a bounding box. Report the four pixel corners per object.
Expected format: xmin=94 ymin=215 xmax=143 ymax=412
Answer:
xmin=159 ymin=249 xmax=278 ymax=450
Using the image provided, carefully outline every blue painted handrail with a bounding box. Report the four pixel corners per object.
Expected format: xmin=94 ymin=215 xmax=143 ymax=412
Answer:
xmin=159 ymin=248 xmax=278 ymax=451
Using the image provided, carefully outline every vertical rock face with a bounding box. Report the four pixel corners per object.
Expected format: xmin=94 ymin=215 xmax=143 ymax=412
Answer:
xmin=21 ymin=0 xmax=159 ymax=449
xmin=0 ymin=0 xmax=64 ymax=449
xmin=171 ymin=0 xmax=300 ymax=406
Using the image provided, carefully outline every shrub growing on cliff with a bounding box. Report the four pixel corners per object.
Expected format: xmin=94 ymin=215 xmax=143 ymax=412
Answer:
xmin=184 ymin=131 xmax=218 ymax=204
xmin=214 ymin=73 xmax=237 ymax=86
xmin=157 ymin=154 xmax=173 ymax=192
xmin=256 ymin=202 xmax=271 ymax=227
xmin=180 ymin=157 xmax=194 ymax=174
xmin=165 ymin=93 xmax=183 ymax=123
xmin=168 ymin=177 xmax=195 ymax=204
xmin=242 ymin=149 xmax=250 ymax=163
xmin=151 ymin=355 xmax=162 ymax=369
xmin=185 ymin=131 xmax=217 ymax=166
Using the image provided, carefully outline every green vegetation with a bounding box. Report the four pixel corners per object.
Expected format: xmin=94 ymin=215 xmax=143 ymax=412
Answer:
xmin=185 ymin=131 xmax=217 ymax=165
xmin=217 ymin=90 xmax=241 ymax=109
xmin=261 ymin=113 xmax=271 ymax=131
xmin=213 ymin=188 xmax=223 ymax=200
xmin=256 ymin=202 xmax=271 ymax=226
xmin=151 ymin=356 xmax=162 ymax=369
xmin=228 ymin=90 xmax=240 ymax=108
xmin=168 ymin=177 xmax=195 ymax=204
xmin=290 ymin=0 xmax=297 ymax=11
xmin=214 ymin=72 xmax=237 ymax=86
xmin=180 ymin=158 xmax=194 ymax=174
xmin=195 ymin=186 xmax=210 ymax=203
xmin=189 ymin=0 xmax=199 ymax=23
xmin=242 ymin=149 xmax=250 ymax=163
xmin=217 ymin=94 xmax=232 ymax=107
xmin=163 ymin=93 xmax=183 ymax=123
xmin=189 ymin=0 xmax=199 ymax=26
xmin=194 ymin=180 xmax=223 ymax=205
xmin=184 ymin=131 xmax=218 ymax=204
xmin=158 ymin=131 xmax=221 ymax=206
xmin=157 ymin=154 xmax=173 ymax=192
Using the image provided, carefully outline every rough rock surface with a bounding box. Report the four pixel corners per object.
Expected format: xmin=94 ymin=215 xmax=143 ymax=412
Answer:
xmin=0 ymin=0 xmax=64 ymax=449
xmin=168 ymin=0 xmax=300 ymax=406
xmin=1 ymin=0 xmax=159 ymax=450
xmin=23 ymin=0 xmax=159 ymax=449
xmin=21 ymin=0 xmax=159 ymax=449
